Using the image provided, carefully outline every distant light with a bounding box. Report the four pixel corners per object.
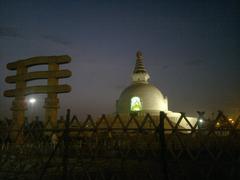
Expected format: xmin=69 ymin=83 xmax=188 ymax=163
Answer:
xmin=29 ymin=98 xmax=36 ymax=104
xmin=228 ymin=118 xmax=234 ymax=124
xmin=216 ymin=122 xmax=220 ymax=126
xmin=199 ymin=119 xmax=203 ymax=123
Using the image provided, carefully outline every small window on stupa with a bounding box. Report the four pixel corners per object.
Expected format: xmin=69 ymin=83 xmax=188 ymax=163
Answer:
xmin=131 ymin=96 xmax=142 ymax=111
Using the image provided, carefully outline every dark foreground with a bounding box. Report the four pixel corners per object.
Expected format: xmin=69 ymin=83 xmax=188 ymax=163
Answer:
xmin=0 ymin=111 xmax=240 ymax=180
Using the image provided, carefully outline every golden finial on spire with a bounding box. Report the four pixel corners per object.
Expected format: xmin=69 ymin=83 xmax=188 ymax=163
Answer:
xmin=136 ymin=50 xmax=143 ymax=59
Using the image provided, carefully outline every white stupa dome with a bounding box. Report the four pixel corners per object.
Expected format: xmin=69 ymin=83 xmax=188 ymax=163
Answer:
xmin=116 ymin=51 xmax=168 ymax=115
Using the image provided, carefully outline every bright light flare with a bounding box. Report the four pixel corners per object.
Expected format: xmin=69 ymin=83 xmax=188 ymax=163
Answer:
xmin=29 ymin=98 xmax=36 ymax=104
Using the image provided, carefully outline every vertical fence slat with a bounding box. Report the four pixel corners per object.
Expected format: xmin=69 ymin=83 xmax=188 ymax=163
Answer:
xmin=62 ymin=109 xmax=70 ymax=180
xmin=159 ymin=111 xmax=169 ymax=180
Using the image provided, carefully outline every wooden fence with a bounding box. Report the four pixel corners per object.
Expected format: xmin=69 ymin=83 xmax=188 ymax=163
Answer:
xmin=0 ymin=110 xmax=239 ymax=180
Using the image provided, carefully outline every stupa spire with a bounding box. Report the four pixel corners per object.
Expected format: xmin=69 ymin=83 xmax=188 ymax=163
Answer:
xmin=132 ymin=50 xmax=150 ymax=83
xmin=133 ymin=50 xmax=147 ymax=73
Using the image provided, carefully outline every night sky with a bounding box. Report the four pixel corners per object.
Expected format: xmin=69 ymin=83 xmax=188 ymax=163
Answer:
xmin=0 ymin=0 xmax=239 ymax=118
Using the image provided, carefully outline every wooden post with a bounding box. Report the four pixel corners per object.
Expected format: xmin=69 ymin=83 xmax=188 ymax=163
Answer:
xmin=11 ymin=65 xmax=27 ymax=143
xmin=159 ymin=111 xmax=169 ymax=180
xmin=44 ymin=63 xmax=60 ymax=128
xmin=12 ymin=65 xmax=27 ymax=126
xmin=62 ymin=109 xmax=70 ymax=180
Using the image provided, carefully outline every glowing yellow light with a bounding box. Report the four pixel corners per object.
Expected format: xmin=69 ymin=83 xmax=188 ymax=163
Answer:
xmin=131 ymin=96 xmax=142 ymax=111
xmin=29 ymin=98 xmax=36 ymax=104
xmin=231 ymin=120 xmax=234 ymax=124
xmin=216 ymin=122 xmax=220 ymax=126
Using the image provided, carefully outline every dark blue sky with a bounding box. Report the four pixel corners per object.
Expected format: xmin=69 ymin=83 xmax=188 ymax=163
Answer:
xmin=0 ymin=0 xmax=239 ymax=118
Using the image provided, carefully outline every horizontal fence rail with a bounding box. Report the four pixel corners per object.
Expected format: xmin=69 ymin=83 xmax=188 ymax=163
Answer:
xmin=0 ymin=110 xmax=240 ymax=180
